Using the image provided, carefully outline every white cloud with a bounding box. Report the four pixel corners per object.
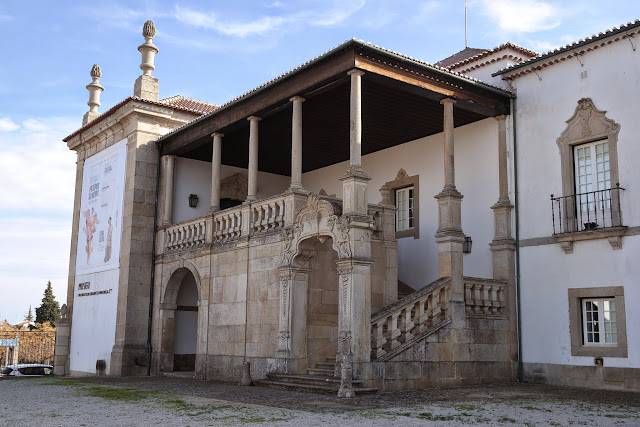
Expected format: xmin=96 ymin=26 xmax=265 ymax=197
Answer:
xmin=478 ymin=0 xmax=563 ymax=33
xmin=0 ymin=116 xmax=77 ymax=323
xmin=174 ymin=6 xmax=286 ymax=37
xmin=311 ymin=0 xmax=366 ymax=27
xmin=0 ymin=13 xmax=14 ymax=23
xmin=0 ymin=116 xmax=77 ymax=212
xmin=0 ymin=117 xmax=19 ymax=132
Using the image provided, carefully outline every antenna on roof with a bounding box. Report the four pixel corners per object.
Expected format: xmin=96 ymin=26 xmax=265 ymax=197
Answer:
xmin=465 ymin=0 xmax=468 ymax=48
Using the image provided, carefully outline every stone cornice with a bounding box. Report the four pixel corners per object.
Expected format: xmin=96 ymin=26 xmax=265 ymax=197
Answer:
xmin=66 ymin=99 xmax=198 ymax=152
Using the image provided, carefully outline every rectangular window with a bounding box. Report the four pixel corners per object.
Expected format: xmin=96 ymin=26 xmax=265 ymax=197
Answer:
xmin=395 ymin=187 xmax=414 ymax=231
xmin=582 ymin=298 xmax=617 ymax=345
xmin=574 ymin=140 xmax=611 ymax=215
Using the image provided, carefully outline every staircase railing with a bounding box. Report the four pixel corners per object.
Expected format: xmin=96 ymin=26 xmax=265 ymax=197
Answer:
xmin=464 ymin=277 xmax=506 ymax=316
xmin=370 ymin=277 xmax=451 ymax=361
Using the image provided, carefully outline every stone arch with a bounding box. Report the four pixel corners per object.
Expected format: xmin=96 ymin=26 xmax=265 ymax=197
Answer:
xmin=157 ymin=260 xmax=203 ymax=373
xmin=281 ymin=193 xmax=351 ymax=269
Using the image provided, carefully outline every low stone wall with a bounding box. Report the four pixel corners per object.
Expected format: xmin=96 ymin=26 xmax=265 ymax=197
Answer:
xmin=524 ymin=362 xmax=640 ymax=392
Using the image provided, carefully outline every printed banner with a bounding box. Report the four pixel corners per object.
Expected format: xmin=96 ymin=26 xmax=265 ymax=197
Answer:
xmin=75 ymin=139 xmax=127 ymax=275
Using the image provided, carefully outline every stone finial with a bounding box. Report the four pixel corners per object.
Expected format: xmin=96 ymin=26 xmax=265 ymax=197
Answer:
xmin=60 ymin=304 xmax=68 ymax=319
xmin=82 ymin=63 xmax=105 ymax=126
xmin=90 ymin=63 xmax=102 ymax=79
xmin=134 ymin=20 xmax=159 ymax=101
xmin=379 ymin=184 xmax=392 ymax=206
xmin=142 ymin=20 xmax=156 ymax=40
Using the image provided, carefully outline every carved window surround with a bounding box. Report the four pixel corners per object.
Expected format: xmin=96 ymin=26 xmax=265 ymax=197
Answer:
xmin=555 ymin=98 xmax=623 ymax=252
xmin=386 ymin=169 xmax=419 ymax=239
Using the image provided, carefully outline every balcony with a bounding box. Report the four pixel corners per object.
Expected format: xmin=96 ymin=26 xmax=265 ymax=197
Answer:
xmin=550 ymin=185 xmax=627 ymax=253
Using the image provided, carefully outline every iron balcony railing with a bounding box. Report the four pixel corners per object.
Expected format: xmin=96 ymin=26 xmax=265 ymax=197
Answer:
xmin=551 ymin=184 xmax=624 ymax=234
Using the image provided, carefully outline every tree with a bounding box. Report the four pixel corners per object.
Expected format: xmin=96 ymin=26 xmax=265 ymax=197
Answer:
xmin=24 ymin=305 xmax=34 ymax=322
xmin=35 ymin=281 xmax=60 ymax=326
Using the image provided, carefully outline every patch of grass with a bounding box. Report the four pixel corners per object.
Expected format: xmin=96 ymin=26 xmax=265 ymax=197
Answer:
xmin=521 ymin=405 xmax=539 ymax=411
xmin=452 ymin=404 xmax=480 ymax=411
xmin=84 ymin=386 xmax=158 ymax=402
xmin=604 ymin=413 xmax=632 ymax=419
xmin=498 ymin=416 xmax=518 ymax=424
xmin=163 ymin=398 xmax=233 ymax=417
xmin=416 ymin=412 xmax=455 ymax=421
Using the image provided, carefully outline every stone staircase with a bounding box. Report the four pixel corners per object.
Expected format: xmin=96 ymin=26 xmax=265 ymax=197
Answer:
xmin=255 ymin=357 xmax=378 ymax=395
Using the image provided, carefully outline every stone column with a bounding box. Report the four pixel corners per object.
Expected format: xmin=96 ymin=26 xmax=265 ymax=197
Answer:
xmin=289 ymin=96 xmax=305 ymax=192
xmin=209 ymin=132 xmax=223 ymax=213
xmin=341 ymin=69 xmax=370 ymax=217
xmin=489 ymin=115 xmax=517 ymax=362
xmin=161 ymin=155 xmax=176 ymax=226
xmin=435 ymin=98 xmax=465 ymax=315
xmin=53 ymin=305 xmax=70 ymax=376
xmin=246 ymin=116 xmax=261 ymax=202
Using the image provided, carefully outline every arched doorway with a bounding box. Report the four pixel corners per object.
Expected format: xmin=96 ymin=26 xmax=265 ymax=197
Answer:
xmin=305 ymin=237 xmax=339 ymax=370
xmin=173 ymin=273 xmax=198 ymax=371
xmin=158 ymin=266 xmax=201 ymax=374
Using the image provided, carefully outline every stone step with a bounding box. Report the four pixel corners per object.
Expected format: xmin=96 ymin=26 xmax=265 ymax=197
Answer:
xmin=266 ymin=373 xmax=364 ymax=387
xmin=255 ymin=379 xmax=377 ymax=395
xmin=315 ymin=362 xmax=336 ymax=369
xmin=307 ymin=367 xmax=334 ymax=376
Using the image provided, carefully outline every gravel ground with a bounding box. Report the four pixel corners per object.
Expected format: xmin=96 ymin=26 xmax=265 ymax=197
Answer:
xmin=1 ymin=376 xmax=639 ymax=426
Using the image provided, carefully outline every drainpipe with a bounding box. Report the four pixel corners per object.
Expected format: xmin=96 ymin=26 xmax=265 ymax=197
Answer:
xmin=146 ymin=143 xmax=162 ymax=376
xmin=512 ymin=97 xmax=524 ymax=383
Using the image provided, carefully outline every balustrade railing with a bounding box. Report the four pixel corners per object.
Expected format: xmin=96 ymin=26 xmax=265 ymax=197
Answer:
xmin=370 ymin=277 xmax=451 ymax=360
xmin=551 ymin=185 xmax=624 ymax=234
xmin=213 ymin=207 xmax=243 ymax=242
xmin=464 ymin=277 xmax=505 ymax=316
xmin=165 ymin=218 xmax=207 ymax=252
xmin=251 ymin=196 xmax=285 ymax=234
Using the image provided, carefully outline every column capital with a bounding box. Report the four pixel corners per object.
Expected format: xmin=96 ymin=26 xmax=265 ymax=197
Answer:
xmin=289 ymin=96 xmax=305 ymax=103
xmin=164 ymin=154 xmax=176 ymax=160
xmin=494 ymin=114 xmax=508 ymax=122
xmin=211 ymin=132 xmax=224 ymax=138
xmin=440 ymin=97 xmax=456 ymax=106
xmin=247 ymin=116 xmax=261 ymax=122
xmin=347 ymin=69 xmax=365 ymax=77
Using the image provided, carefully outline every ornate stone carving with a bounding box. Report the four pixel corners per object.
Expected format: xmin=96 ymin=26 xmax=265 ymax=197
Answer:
xmin=90 ymin=64 xmax=101 ymax=79
xmin=142 ymin=20 xmax=156 ymax=39
xmin=220 ymin=173 xmax=248 ymax=202
xmin=395 ymin=168 xmax=409 ymax=181
xmin=293 ymin=193 xmax=338 ymax=224
xmin=336 ymin=331 xmax=354 ymax=398
xmin=328 ymin=215 xmax=352 ymax=259
xmin=337 ymin=264 xmax=352 ymax=317
xmin=557 ymin=98 xmax=620 ymax=148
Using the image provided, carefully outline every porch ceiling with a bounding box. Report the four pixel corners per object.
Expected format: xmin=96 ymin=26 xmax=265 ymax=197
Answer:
xmin=161 ymin=42 xmax=512 ymax=176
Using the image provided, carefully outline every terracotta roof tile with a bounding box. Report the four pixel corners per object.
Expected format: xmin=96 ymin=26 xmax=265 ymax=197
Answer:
xmin=443 ymin=42 xmax=538 ymax=70
xmin=435 ymin=47 xmax=489 ymax=68
xmin=494 ymin=19 xmax=640 ymax=77
xmin=63 ymin=95 xmax=215 ymax=142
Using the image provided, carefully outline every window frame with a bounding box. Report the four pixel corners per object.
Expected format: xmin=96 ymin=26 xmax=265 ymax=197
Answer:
xmin=568 ymin=286 xmax=627 ymax=357
xmin=385 ymin=169 xmax=419 ymax=239
xmin=557 ymin=98 xmax=621 ymax=233
xmin=395 ymin=186 xmax=415 ymax=232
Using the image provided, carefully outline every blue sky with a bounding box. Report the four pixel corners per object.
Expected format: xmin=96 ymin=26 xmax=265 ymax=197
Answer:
xmin=0 ymin=1 xmax=638 ymax=323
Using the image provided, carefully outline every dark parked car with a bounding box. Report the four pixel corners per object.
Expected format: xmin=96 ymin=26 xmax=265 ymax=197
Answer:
xmin=1 ymin=364 xmax=53 ymax=377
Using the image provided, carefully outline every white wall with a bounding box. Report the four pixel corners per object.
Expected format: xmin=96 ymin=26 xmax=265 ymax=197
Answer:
xmin=520 ymin=236 xmax=640 ymax=368
xmin=514 ymin=35 xmax=640 ymax=369
xmin=172 ymin=158 xmax=290 ymax=224
xmin=303 ymin=118 xmax=503 ymax=289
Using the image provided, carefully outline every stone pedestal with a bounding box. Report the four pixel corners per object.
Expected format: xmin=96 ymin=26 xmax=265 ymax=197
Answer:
xmin=340 ymin=169 xmax=371 ymax=217
xmin=53 ymin=318 xmax=71 ymax=376
xmin=134 ymin=75 xmax=159 ymax=102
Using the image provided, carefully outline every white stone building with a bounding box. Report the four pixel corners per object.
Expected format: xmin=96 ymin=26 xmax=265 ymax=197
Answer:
xmin=55 ymin=19 xmax=640 ymax=394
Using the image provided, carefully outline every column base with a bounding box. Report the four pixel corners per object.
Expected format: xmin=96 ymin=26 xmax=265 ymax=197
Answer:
xmin=340 ymin=167 xmax=371 ymax=216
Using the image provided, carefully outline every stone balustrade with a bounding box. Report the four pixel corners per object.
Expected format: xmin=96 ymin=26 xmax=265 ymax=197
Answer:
xmin=370 ymin=277 xmax=451 ymax=360
xmin=464 ymin=277 xmax=506 ymax=316
xmin=213 ymin=206 xmax=243 ymax=242
xmin=162 ymin=192 xmax=395 ymax=253
xmin=165 ymin=218 xmax=207 ymax=252
xmin=251 ymin=196 xmax=285 ymax=234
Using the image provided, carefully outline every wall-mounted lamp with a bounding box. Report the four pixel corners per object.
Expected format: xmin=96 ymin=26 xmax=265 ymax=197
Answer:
xmin=188 ymin=194 xmax=199 ymax=208
xmin=463 ymin=236 xmax=472 ymax=254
